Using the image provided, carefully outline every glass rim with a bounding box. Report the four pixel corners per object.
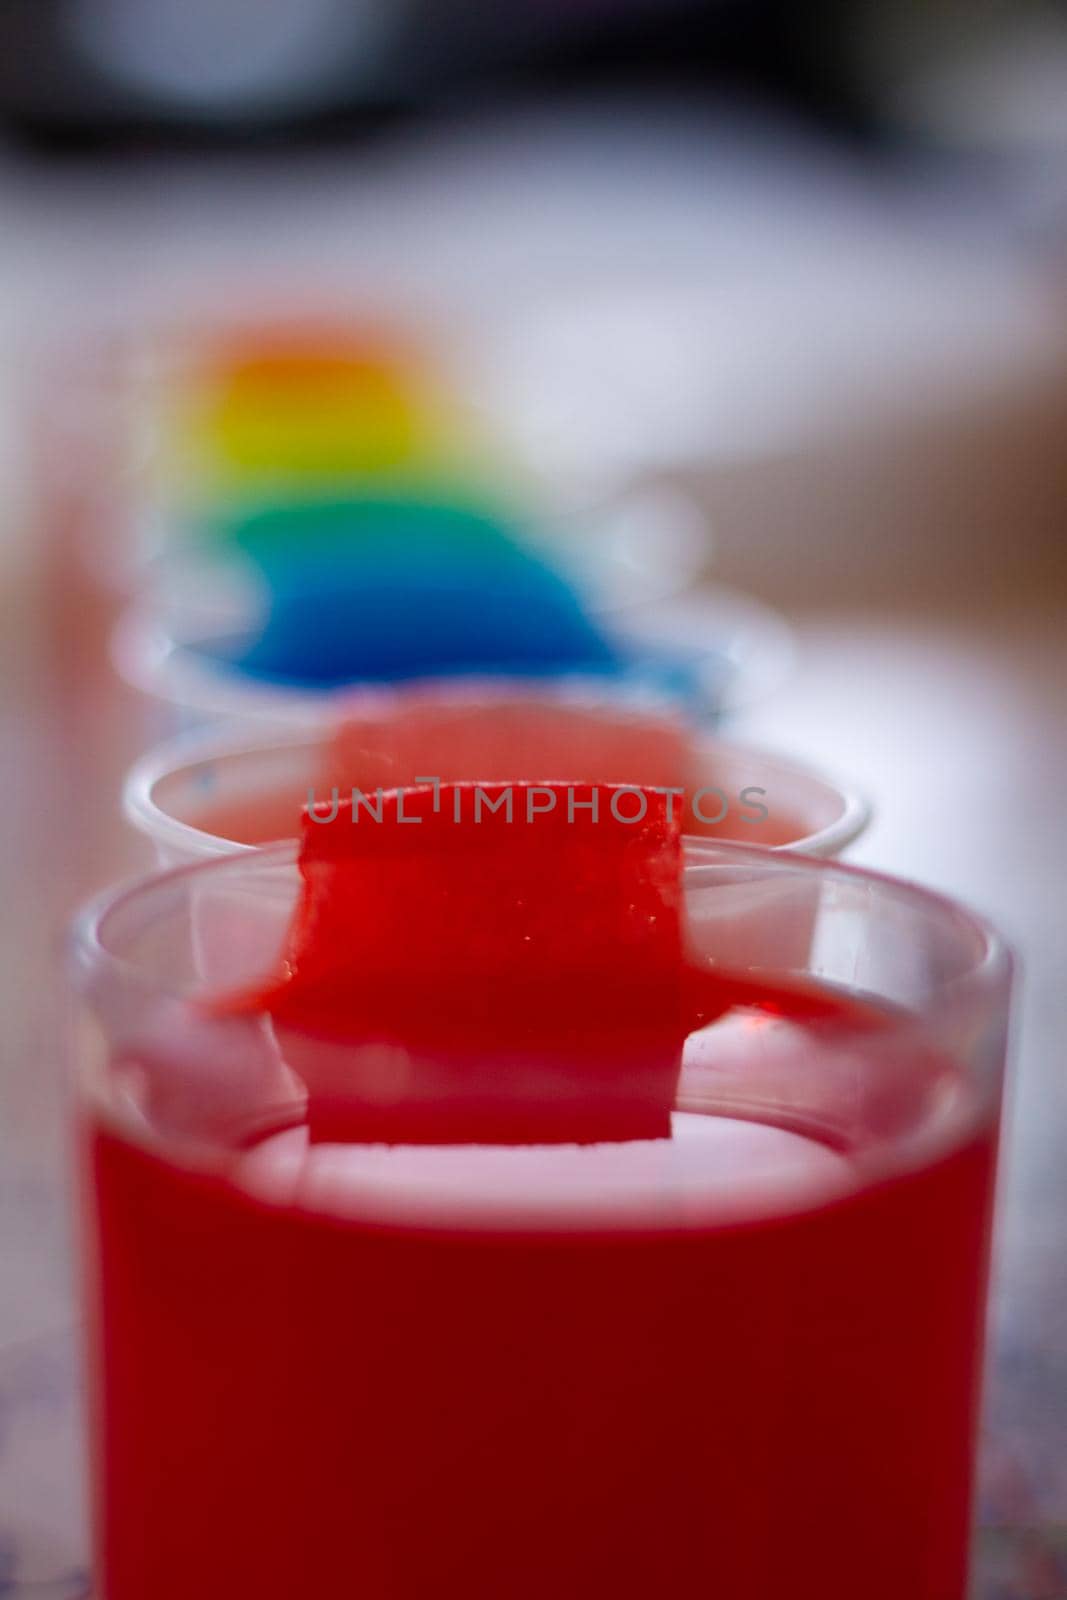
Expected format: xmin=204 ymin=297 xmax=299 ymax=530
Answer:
xmin=68 ymin=837 xmax=1013 ymax=1224
xmin=121 ymin=720 xmax=871 ymax=864
xmin=69 ymin=833 xmax=1012 ymax=1036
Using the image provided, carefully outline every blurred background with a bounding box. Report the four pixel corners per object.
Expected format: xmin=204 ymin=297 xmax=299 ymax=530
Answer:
xmin=1 ymin=4 xmax=1066 ymax=1595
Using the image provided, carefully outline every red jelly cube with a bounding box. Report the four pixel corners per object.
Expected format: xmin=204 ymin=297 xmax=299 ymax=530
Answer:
xmin=321 ymin=696 xmax=690 ymax=800
xmin=229 ymin=782 xmax=687 ymax=1144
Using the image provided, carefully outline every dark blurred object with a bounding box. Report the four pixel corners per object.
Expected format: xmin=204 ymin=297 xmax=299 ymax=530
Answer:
xmin=8 ymin=0 xmax=1051 ymax=151
xmin=817 ymin=0 xmax=1067 ymax=156
xmin=0 ymin=0 xmax=728 ymax=147
xmin=4 ymin=1 xmax=1067 ymax=169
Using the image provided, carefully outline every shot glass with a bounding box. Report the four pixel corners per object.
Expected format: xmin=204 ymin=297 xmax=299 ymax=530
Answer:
xmin=70 ymin=841 xmax=1010 ymax=1600
xmin=110 ymin=574 xmax=791 ymax=736
xmin=122 ymin=704 xmax=868 ymax=870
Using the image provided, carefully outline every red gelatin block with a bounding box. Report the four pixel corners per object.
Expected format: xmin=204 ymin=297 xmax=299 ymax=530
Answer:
xmin=230 ymin=782 xmax=688 ymax=1144
xmin=322 ymin=696 xmax=690 ymax=800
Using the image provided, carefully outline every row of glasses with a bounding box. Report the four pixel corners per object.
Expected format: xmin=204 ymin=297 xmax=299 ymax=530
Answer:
xmin=60 ymin=308 xmax=1012 ymax=1600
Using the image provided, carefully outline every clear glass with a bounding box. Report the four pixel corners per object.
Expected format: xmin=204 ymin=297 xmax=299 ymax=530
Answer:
xmin=122 ymin=710 xmax=868 ymax=867
xmin=69 ymin=841 xmax=1011 ymax=1600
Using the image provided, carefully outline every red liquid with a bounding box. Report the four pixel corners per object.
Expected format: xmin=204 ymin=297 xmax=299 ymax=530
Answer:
xmin=84 ymin=979 xmax=997 ymax=1600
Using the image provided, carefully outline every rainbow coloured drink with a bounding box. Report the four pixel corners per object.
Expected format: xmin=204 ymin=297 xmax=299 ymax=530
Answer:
xmin=71 ymin=840 xmax=1009 ymax=1600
